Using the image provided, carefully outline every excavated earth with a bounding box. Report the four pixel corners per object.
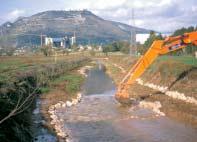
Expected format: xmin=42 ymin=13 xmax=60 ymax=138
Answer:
xmin=100 ymin=56 xmax=197 ymax=127
xmin=52 ymin=64 xmax=197 ymax=142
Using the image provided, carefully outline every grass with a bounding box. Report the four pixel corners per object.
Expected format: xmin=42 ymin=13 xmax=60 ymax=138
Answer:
xmin=52 ymin=73 xmax=84 ymax=95
xmin=0 ymin=54 xmax=90 ymax=142
xmin=40 ymin=87 xmax=50 ymax=94
xmin=39 ymin=70 xmax=85 ymax=142
xmin=159 ymin=55 xmax=197 ymax=66
xmin=99 ymin=53 xmax=197 ymax=126
xmin=0 ymin=54 xmax=88 ymax=82
xmin=64 ymin=74 xmax=83 ymax=95
xmin=146 ymin=56 xmax=195 ymax=80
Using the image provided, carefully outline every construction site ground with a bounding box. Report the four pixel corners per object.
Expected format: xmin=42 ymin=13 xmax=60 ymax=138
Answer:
xmin=97 ymin=55 xmax=197 ymax=127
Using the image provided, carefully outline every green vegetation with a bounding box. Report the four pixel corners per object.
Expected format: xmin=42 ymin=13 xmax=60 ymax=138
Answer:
xmin=40 ymin=87 xmax=50 ymax=93
xmin=52 ymin=73 xmax=83 ymax=95
xmin=40 ymin=44 xmax=53 ymax=56
xmin=141 ymin=26 xmax=197 ymax=55
xmin=89 ymin=49 xmax=96 ymax=56
xmin=159 ymin=55 xmax=197 ymax=66
xmin=101 ymin=26 xmax=196 ymax=56
xmin=62 ymin=49 xmax=70 ymax=55
xmin=0 ymin=56 xmax=90 ymax=142
xmin=102 ymin=45 xmax=110 ymax=56
xmin=173 ymin=26 xmax=197 ymax=36
xmin=141 ymin=31 xmax=163 ymax=54
xmin=101 ymin=31 xmax=163 ymax=55
xmin=64 ymin=74 xmax=83 ymax=95
xmin=102 ymin=41 xmax=130 ymax=55
xmin=146 ymin=55 xmax=196 ymax=79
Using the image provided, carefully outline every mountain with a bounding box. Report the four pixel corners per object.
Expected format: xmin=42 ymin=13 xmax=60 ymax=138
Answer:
xmin=0 ymin=10 xmax=150 ymax=47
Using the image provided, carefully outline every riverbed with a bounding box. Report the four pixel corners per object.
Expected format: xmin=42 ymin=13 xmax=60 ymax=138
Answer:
xmin=54 ymin=65 xmax=197 ymax=142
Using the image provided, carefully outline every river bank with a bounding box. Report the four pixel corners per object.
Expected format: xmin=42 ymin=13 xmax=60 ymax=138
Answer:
xmin=39 ymin=64 xmax=94 ymax=141
xmin=0 ymin=55 xmax=90 ymax=142
xmin=47 ymin=61 xmax=197 ymax=142
xmin=97 ymin=55 xmax=197 ymax=127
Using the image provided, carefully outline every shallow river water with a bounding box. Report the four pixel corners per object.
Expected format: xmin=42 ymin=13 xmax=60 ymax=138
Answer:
xmin=56 ymin=66 xmax=197 ymax=142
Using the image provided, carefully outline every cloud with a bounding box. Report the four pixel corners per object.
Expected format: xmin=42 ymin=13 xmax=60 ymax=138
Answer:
xmin=124 ymin=0 xmax=172 ymax=8
xmin=1 ymin=0 xmax=196 ymax=32
xmin=7 ymin=9 xmax=25 ymax=21
xmin=89 ymin=0 xmax=197 ymax=32
xmin=64 ymin=0 xmax=127 ymax=10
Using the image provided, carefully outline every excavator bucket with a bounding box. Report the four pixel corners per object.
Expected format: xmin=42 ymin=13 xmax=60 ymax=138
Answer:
xmin=115 ymin=87 xmax=133 ymax=105
xmin=115 ymin=40 xmax=164 ymax=105
xmin=115 ymin=89 xmax=138 ymax=105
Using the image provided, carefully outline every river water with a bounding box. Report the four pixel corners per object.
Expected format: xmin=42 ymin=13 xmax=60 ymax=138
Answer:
xmin=57 ymin=66 xmax=197 ymax=142
xmin=32 ymin=99 xmax=57 ymax=142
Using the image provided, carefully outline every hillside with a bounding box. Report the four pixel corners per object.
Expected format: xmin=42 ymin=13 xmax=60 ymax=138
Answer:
xmin=0 ymin=10 xmax=149 ymax=47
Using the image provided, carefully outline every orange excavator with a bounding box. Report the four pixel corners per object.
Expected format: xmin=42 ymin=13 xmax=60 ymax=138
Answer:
xmin=115 ymin=31 xmax=197 ymax=104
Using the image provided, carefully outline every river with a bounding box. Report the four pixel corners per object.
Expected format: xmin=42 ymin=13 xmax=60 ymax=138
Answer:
xmin=50 ymin=65 xmax=197 ymax=142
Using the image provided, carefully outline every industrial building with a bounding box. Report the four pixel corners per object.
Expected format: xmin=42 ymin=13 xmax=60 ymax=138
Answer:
xmin=45 ymin=34 xmax=76 ymax=48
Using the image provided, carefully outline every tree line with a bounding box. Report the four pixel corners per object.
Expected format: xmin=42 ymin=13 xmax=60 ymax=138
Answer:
xmin=102 ymin=26 xmax=197 ymax=56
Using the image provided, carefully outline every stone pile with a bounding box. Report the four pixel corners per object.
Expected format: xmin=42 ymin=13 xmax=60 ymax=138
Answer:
xmin=78 ymin=66 xmax=93 ymax=77
xmin=112 ymin=63 xmax=126 ymax=73
xmin=136 ymin=78 xmax=197 ymax=105
xmin=48 ymin=93 xmax=82 ymax=139
xmin=139 ymin=101 xmax=165 ymax=116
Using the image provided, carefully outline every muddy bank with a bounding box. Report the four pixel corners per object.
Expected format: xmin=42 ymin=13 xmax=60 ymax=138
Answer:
xmin=39 ymin=63 xmax=97 ymax=140
xmin=0 ymin=57 xmax=90 ymax=142
xmin=100 ymin=55 xmax=197 ymax=127
xmin=37 ymin=60 xmax=90 ymax=141
xmin=50 ymin=64 xmax=197 ymax=142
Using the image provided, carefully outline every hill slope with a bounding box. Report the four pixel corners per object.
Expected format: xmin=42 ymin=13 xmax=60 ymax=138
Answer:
xmin=0 ymin=10 xmax=149 ymax=47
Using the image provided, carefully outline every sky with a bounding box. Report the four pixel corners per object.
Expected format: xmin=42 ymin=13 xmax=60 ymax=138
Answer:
xmin=0 ymin=0 xmax=197 ymax=32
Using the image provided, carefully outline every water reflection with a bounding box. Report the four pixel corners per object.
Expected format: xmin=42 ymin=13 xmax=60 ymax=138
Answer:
xmin=82 ymin=65 xmax=115 ymax=95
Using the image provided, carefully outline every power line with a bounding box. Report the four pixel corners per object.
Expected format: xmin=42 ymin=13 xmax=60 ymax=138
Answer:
xmin=130 ymin=8 xmax=137 ymax=56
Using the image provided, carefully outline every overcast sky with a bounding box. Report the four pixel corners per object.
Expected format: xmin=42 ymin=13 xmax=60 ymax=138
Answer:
xmin=0 ymin=0 xmax=197 ymax=32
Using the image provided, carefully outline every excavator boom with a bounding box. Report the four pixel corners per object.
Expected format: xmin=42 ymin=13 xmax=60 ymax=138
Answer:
xmin=115 ymin=31 xmax=197 ymax=104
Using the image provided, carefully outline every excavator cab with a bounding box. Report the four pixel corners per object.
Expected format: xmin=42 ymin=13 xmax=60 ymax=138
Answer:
xmin=115 ymin=31 xmax=197 ymax=105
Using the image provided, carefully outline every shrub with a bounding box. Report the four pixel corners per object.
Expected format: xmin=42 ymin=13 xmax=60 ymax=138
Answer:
xmin=0 ymin=57 xmax=90 ymax=142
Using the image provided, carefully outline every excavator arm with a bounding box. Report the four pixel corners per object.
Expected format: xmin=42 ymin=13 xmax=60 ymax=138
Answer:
xmin=115 ymin=31 xmax=197 ymax=104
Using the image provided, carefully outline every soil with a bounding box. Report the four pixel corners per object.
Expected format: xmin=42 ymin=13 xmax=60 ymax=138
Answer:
xmin=99 ymin=55 xmax=197 ymax=127
xmin=39 ymin=71 xmax=84 ymax=141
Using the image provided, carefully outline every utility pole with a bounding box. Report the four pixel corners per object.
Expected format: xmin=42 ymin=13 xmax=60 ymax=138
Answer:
xmin=29 ymin=36 xmax=32 ymax=47
xmin=130 ymin=8 xmax=137 ymax=56
xmin=40 ymin=33 xmax=43 ymax=47
xmin=74 ymin=31 xmax=76 ymax=45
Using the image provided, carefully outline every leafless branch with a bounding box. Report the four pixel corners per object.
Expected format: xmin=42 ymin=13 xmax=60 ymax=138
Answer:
xmin=0 ymin=85 xmax=39 ymax=125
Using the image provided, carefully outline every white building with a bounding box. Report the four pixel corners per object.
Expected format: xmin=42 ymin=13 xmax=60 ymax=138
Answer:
xmin=86 ymin=45 xmax=92 ymax=50
xmin=70 ymin=36 xmax=76 ymax=46
xmin=136 ymin=33 xmax=172 ymax=44
xmin=78 ymin=45 xmax=84 ymax=51
xmin=45 ymin=37 xmax=71 ymax=48
xmin=13 ymin=48 xmax=26 ymax=56
xmin=45 ymin=37 xmax=53 ymax=46
xmin=136 ymin=34 xmax=150 ymax=44
xmin=97 ymin=45 xmax=103 ymax=51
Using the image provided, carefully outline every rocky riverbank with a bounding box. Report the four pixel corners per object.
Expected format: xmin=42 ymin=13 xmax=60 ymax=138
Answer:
xmin=48 ymin=93 xmax=82 ymax=140
xmin=40 ymin=65 xmax=93 ymax=141
xmin=99 ymin=55 xmax=197 ymax=127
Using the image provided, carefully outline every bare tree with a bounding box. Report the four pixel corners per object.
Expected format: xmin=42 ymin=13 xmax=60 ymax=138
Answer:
xmin=0 ymin=80 xmax=39 ymax=125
